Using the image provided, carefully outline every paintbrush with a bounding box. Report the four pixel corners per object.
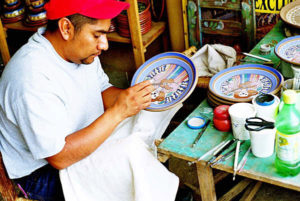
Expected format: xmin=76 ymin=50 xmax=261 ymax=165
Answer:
xmin=191 ymin=119 xmax=211 ymax=148
xmin=237 ymin=146 xmax=251 ymax=173
xmin=188 ymin=140 xmax=228 ymax=166
xmin=207 ymin=139 xmax=235 ymax=166
xmin=233 ymin=140 xmax=241 ymax=181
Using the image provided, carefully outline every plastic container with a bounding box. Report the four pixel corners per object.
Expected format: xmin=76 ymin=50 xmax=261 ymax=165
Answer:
xmin=252 ymin=93 xmax=280 ymax=121
xmin=275 ymin=90 xmax=300 ymax=176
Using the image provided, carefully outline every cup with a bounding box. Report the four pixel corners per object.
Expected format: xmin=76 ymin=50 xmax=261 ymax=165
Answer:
xmin=247 ymin=118 xmax=276 ymax=158
xmin=228 ymin=103 xmax=256 ymax=140
xmin=291 ymin=65 xmax=300 ymax=90
xmin=252 ymin=93 xmax=280 ymax=121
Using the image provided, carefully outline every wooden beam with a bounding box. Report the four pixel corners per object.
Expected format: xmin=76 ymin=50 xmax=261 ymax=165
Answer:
xmin=217 ymin=178 xmax=252 ymax=201
xmin=0 ymin=19 xmax=11 ymax=65
xmin=240 ymin=181 xmax=262 ymax=201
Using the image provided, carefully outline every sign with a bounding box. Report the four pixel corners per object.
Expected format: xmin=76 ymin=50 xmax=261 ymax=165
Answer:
xmin=255 ymin=0 xmax=295 ymax=13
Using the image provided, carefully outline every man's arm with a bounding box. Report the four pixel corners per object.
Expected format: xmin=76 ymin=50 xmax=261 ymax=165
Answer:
xmin=101 ymin=86 xmax=123 ymax=110
xmin=46 ymin=80 xmax=154 ymax=169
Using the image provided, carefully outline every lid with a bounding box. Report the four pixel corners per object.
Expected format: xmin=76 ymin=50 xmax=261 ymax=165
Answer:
xmin=255 ymin=93 xmax=275 ymax=106
xmin=283 ymin=89 xmax=297 ymax=104
xmin=187 ymin=116 xmax=206 ymax=129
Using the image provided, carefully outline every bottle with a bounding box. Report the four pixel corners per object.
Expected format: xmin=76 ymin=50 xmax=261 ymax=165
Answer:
xmin=275 ymin=90 xmax=300 ymax=176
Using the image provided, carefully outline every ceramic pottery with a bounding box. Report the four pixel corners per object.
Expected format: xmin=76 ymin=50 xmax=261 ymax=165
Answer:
xmin=131 ymin=52 xmax=198 ymax=111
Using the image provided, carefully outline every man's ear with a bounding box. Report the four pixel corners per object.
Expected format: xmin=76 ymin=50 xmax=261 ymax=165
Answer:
xmin=58 ymin=17 xmax=74 ymax=41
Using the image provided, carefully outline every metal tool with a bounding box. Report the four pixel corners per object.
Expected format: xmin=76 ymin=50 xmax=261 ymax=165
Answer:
xmin=233 ymin=140 xmax=241 ymax=181
xmin=191 ymin=119 xmax=211 ymax=148
xmin=239 ymin=59 xmax=274 ymax=65
xmin=245 ymin=117 xmax=275 ymax=131
xmin=242 ymin=52 xmax=272 ymax=62
xmin=188 ymin=140 xmax=227 ymax=166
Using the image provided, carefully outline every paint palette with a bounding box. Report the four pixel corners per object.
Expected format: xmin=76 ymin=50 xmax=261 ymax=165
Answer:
xmin=275 ymin=35 xmax=300 ymax=66
xmin=131 ymin=52 xmax=198 ymax=111
xmin=208 ymin=64 xmax=283 ymax=104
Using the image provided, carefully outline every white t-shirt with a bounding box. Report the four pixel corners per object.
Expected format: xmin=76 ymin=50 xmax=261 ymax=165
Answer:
xmin=0 ymin=28 xmax=112 ymax=179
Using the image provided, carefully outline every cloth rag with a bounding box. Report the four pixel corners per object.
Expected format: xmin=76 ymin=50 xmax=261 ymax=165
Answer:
xmin=191 ymin=44 xmax=236 ymax=77
xmin=59 ymin=104 xmax=182 ymax=201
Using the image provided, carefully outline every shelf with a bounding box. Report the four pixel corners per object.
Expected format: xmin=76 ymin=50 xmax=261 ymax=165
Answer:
xmin=1 ymin=0 xmax=167 ymax=69
xmin=107 ymin=21 xmax=166 ymax=48
xmin=4 ymin=21 xmax=165 ymax=49
xmin=3 ymin=21 xmax=43 ymax=32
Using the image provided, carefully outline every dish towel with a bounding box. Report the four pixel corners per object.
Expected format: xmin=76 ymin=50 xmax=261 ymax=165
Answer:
xmin=191 ymin=44 xmax=236 ymax=77
xmin=59 ymin=104 xmax=182 ymax=201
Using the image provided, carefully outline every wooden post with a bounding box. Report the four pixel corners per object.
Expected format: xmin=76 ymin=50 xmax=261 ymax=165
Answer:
xmin=196 ymin=162 xmax=217 ymax=201
xmin=0 ymin=19 xmax=11 ymax=65
xmin=126 ymin=0 xmax=145 ymax=69
xmin=241 ymin=0 xmax=256 ymax=51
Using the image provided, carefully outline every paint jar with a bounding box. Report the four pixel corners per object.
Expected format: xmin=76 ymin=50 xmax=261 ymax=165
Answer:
xmin=260 ymin=44 xmax=271 ymax=55
xmin=187 ymin=116 xmax=206 ymax=129
xmin=252 ymin=93 xmax=280 ymax=121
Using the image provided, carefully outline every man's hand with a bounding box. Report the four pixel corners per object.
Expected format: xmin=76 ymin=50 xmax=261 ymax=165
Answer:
xmin=114 ymin=80 xmax=154 ymax=119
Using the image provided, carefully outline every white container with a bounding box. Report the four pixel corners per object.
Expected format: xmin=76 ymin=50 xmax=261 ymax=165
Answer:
xmin=252 ymin=94 xmax=280 ymax=121
xmin=228 ymin=103 xmax=256 ymax=140
xmin=248 ymin=118 xmax=276 ymax=158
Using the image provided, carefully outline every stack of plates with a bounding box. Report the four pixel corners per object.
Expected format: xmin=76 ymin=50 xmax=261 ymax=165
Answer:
xmin=1 ymin=0 xmax=25 ymax=24
xmin=117 ymin=0 xmax=151 ymax=38
xmin=23 ymin=0 xmax=47 ymax=27
xmin=207 ymin=64 xmax=283 ymax=107
xmin=274 ymin=35 xmax=300 ymax=66
xmin=280 ymin=0 xmax=300 ymax=29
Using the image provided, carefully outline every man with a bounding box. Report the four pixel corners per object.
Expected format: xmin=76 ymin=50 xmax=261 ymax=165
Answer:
xmin=0 ymin=0 xmax=179 ymax=200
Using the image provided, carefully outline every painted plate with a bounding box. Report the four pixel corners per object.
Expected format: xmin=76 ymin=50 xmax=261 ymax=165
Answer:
xmin=280 ymin=0 xmax=300 ymax=29
xmin=275 ymin=35 xmax=300 ymax=65
xmin=208 ymin=64 xmax=283 ymax=102
xmin=131 ymin=52 xmax=198 ymax=111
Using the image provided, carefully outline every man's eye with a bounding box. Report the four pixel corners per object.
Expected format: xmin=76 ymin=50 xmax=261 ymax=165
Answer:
xmin=94 ymin=34 xmax=101 ymax=38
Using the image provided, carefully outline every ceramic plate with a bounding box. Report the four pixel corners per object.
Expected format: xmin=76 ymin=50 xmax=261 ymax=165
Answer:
xmin=275 ymin=35 xmax=300 ymax=65
xmin=208 ymin=64 xmax=283 ymax=102
xmin=131 ymin=52 xmax=198 ymax=111
xmin=280 ymin=0 xmax=300 ymax=29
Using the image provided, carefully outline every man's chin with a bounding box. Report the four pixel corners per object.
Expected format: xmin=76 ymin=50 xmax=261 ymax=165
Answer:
xmin=81 ymin=57 xmax=95 ymax=65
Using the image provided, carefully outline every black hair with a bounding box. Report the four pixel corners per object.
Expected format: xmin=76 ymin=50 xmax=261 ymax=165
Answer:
xmin=46 ymin=14 xmax=99 ymax=33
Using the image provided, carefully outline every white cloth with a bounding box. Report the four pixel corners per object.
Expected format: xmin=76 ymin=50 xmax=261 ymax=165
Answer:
xmin=191 ymin=44 xmax=236 ymax=77
xmin=60 ymin=104 xmax=182 ymax=201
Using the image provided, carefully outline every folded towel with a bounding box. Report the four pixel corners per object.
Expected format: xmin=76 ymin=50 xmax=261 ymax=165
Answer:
xmin=191 ymin=44 xmax=236 ymax=77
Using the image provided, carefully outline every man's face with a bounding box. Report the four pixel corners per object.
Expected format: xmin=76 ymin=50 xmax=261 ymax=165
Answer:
xmin=67 ymin=19 xmax=110 ymax=64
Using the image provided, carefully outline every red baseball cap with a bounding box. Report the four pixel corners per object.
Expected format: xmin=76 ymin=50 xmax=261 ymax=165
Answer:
xmin=45 ymin=0 xmax=130 ymax=20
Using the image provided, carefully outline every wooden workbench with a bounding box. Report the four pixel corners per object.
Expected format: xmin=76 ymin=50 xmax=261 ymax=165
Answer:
xmin=158 ymin=21 xmax=297 ymax=201
xmin=158 ymin=100 xmax=300 ymax=201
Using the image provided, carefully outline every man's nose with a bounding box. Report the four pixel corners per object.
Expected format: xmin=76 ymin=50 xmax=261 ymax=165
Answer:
xmin=97 ymin=34 xmax=109 ymax=51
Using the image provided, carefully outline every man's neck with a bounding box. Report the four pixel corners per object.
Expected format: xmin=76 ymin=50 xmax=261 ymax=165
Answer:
xmin=43 ymin=30 xmax=68 ymax=61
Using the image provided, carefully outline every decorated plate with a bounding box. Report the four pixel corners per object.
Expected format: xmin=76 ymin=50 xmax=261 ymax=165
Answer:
xmin=131 ymin=52 xmax=198 ymax=111
xmin=275 ymin=35 xmax=300 ymax=65
xmin=280 ymin=0 xmax=300 ymax=29
xmin=208 ymin=64 xmax=283 ymax=102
